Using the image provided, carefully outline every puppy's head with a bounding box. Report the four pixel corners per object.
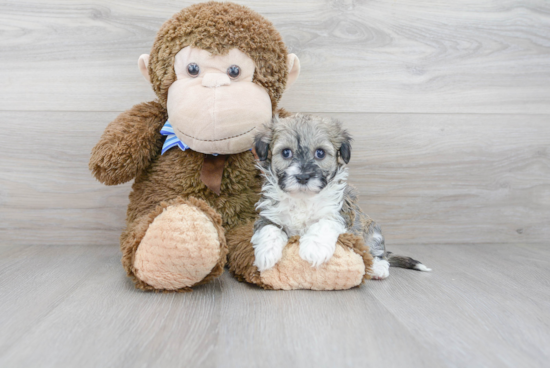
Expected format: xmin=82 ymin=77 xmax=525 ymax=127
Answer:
xmin=254 ymin=114 xmax=351 ymax=195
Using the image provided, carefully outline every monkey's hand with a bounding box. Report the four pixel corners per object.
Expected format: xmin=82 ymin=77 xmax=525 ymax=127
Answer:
xmin=252 ymin=225 xmax=288 ymax=271
xmin=89 ymin=101 xmax=166 ymax=185
xmin=299 ymin=219 xmax=346 ymax=267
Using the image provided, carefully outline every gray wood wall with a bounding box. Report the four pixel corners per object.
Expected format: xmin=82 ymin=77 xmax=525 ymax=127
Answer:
xmin=1 ymin=0 xmax=549 ymax=247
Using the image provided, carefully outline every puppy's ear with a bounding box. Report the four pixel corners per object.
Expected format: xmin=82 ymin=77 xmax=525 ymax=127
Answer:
xmin=339 ymin=130 xmax=352 ymax=164
xmin=254 ymin=135 xmax=270 ymax=161
xmin=254 ymin=119 xmax=277 ymax=161
xmin=339 ymin=142 xmax=351 ymax=164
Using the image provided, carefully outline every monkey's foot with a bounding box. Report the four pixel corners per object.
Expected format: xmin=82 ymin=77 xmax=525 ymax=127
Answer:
xmin=126 ymin=198 xmax=227 ymax=291
xmin=227 ymin=222 xmax=373 ymax=291
xmin=260 ymin=234 xmax=371 ymax=290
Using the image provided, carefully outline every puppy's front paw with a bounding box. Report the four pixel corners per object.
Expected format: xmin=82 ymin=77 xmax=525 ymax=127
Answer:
xmin=369 ymin=258 xmax=390 ymax=280
xmin=252 ymin=225 xmax=288 ymax=272
xmin=254 ymin=246 xmax=284 ymax=272
xmin=299 ymin=236 xmax=336 ymax=268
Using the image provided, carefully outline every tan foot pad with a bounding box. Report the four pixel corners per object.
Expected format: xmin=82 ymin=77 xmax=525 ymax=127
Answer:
xmin=260 ymin=239 xmax=366 ymax=291
xmin=134 ymin=203 xmax=221 ymax=290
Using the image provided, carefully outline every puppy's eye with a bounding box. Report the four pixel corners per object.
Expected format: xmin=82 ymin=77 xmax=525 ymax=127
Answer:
xmin=187 ymin=63 xmax=200 ymax=77
xmin=227 ymin=65 xmax=240 ymax=79
xmin=281 ymin=148 xmax=293 ymax=159
xmin=315 ymin=149 xmax=326 ymax=159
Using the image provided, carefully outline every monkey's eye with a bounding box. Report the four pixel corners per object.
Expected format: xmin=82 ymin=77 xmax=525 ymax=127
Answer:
xmin=227 ymin=65 xmax=240 ymax=79
xmin=187 ymin=63 xmax=200 ymax=77
xmin=281 ymin=148 xmax=293 ymax=159
xmin=315 ymin=149 xmax=326 ymax=160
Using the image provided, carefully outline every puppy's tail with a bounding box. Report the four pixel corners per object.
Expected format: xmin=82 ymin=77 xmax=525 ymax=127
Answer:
xmin=386 ymin=252 xmax=432 ymax=272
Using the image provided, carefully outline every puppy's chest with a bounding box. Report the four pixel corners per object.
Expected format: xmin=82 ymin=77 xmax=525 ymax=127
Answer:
xmin=272 ymin=196 xmax=341 ymax=237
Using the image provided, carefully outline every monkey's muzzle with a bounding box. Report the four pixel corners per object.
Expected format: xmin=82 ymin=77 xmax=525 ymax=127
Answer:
xmin=167 ymin=74 xmax=272 ymax=155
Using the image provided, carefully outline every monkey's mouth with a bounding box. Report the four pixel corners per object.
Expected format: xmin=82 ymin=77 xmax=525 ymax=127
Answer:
xmin=176 ymin=127 xmax=255 ymax=142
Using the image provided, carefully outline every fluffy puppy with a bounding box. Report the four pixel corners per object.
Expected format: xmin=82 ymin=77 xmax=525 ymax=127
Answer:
xmin=251 ymin=114 xmax=431 ymax=279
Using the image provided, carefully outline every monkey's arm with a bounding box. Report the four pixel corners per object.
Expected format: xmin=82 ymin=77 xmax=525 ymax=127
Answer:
xmin=89 ymin=101 xmax=167 ymax=185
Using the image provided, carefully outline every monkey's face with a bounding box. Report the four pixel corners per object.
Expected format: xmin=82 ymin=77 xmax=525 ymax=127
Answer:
xmin=165 ymin=47 xmax=272 ymax=155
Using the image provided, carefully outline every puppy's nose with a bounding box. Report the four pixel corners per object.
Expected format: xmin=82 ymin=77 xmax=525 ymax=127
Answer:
xmin=202 ymin=73 xmax=231 ymax=88
xmin=295 ymin=173 xmax=311 ymax=184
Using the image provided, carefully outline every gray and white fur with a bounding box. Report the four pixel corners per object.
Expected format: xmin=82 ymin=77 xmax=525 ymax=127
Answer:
xmin=252 ymin=114 xmax=431 ymax=279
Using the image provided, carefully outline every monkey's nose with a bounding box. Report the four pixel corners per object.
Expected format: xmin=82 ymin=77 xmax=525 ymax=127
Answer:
xmin=295 ymin=173 xmax=311 ymax=184
xmin=202 ymin=73 xmax=231 ymax=88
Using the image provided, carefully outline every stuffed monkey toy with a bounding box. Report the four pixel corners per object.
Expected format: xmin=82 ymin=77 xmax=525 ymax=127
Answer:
xmin=90 ymin=2 xmax=372 ymax=292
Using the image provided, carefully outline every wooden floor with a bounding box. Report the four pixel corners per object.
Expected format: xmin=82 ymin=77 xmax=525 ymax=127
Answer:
xmin=0 ymin=243 xmax=548 ymax=368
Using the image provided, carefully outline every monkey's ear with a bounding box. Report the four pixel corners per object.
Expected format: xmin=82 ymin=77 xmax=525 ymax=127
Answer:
xmin=138 ymin=54 xmax=151 ymax=83
xmin=286 ymin=54 xmax=300 ymax=89
xmin=254 ymin=134 xmax=270 ymax=161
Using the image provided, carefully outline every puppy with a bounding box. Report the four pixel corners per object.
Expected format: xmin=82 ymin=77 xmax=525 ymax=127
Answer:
xmin=251 ymin=114 xmax=431 ymax=279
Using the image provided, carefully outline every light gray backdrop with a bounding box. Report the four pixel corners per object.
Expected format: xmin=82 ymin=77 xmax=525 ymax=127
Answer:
xmin=1 ymin=0 xmax=549 ymax=246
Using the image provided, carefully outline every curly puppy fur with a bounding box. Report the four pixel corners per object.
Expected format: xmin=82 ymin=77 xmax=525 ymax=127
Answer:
xmin=252 ymin=115 xmax=374 ymax=270
xmin=251 ymin=114 xmax=430 ymax=280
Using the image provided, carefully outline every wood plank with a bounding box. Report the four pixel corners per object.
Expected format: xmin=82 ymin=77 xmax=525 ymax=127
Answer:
xmin=367 ymin=243 xmax=550 ymax=367
xmin=0 ymin=244 xmax=115 ymax=355
xmin=214 ymin=272 xmax=445 ymax=368
xmin=1 ymin=111 xmax=548 ymax=246
xmin=1 ymin=243 xmax=549 ymax=367
xmin=331 ymin=112 xmax=550 ymax=246
xmin=0 ymin=110 xmax=128 ymax=246
xmin=0 ymin=0 xmax=549 ymax=113
xmin=0 ymin=244 xmax=223 ymax=368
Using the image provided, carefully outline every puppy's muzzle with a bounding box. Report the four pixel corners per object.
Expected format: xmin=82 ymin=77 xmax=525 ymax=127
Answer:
xmin=295 ymin=173 xmax=311 ymax=185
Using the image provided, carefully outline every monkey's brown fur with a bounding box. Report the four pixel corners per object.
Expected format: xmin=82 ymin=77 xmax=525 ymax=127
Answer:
xmin=90 ymin=2 xmax=372 ymax=291
xmin=90 ymin=101 xmax=167 ymax=186
xmin=148 ymin=1 xmax=289 ymax=110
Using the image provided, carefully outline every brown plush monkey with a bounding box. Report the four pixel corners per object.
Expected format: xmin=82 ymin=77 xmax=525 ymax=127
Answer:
xmin=90 ymin=2 xmax=372 ymax=292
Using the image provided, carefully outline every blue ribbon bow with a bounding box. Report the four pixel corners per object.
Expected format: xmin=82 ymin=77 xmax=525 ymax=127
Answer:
xmin=160 ymin=121 xmax=191 ymax=155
